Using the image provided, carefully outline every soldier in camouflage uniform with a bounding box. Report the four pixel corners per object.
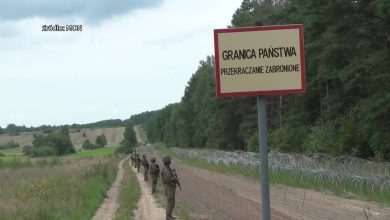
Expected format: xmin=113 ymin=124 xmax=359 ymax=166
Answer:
xmin=149 ymin=157 xmax=160 ymax=193
xmin=161 ymin=156 xmax=179 ymax=220
xmin=135 ymin=154 xmax=141 ymax=172
xmin=142 ymin=154 xmax=150 ymax=181
xmin=130 ymin=152 xmax=134 ymax=166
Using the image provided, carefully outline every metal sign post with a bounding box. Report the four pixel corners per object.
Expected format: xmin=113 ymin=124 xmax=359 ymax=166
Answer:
xmin=257 ymin=95 xmax=270 ymax=220
xmin=214 ymin=24 xmax=305 ymax=220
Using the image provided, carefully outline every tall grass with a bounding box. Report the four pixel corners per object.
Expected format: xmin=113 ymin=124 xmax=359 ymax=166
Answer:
xmin=0 ymin=157 xmax=32 ymax=169
xmin=0 ymin=157 xmax=119 ymax=220
xmin=0 ymin=147 xmax=24 ymax=156
xmin=114 ymin=159 xmax=141 ymax=220
xmin=66 ymin=147 xmax=116 ymax=158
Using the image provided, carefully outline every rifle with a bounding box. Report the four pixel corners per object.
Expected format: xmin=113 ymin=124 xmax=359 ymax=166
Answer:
xmin=172 ymin=168 xmax=182 ymax=191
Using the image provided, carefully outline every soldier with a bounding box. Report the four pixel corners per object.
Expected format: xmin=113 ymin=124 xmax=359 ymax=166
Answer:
xmin=130 ymin=152 xmax=134 ymax=166
xmin=142 ymin=154 xmax=150 ymax=181
xmin=161 ymin=156 xmax=180 ymax=220
xmin=135 ymin=154 xmax=141 ymax=172
xmin=149 ymin=157 xmax=160 ymax=193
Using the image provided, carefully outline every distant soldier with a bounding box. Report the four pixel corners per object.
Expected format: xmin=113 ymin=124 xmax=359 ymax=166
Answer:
xmin=135 ymin=154 xmax=141 ymax=172
xmin=130 ymin=152 xmax=135 ymax=166
xmin=149 ymin=157 xmax=160 ymax=193
xmin=161 ymin=156 xmax=180 ymax=220
xmin=142 ymin=154 xmax=150 ymax=181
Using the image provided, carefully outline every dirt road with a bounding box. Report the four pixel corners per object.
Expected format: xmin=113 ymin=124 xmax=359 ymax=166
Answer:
xmin=131 ymin=161 xmax=167 ymax=220
xmin=132 ymin=126 xmax=165 ymax=217
xmin=172 ymin=159 xmax=390 ymax=220
xmin=92 ymin=157 xmax=126 ymax=220
xmin=131 ymin=129 xmax=390 ymax=219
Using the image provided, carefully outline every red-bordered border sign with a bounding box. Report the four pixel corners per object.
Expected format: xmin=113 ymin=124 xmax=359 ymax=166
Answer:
xmin=214 ymin=24 xmax=305 ymax=97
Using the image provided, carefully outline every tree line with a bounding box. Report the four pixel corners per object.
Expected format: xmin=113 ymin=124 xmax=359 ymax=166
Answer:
xmin=0 ymin=119 xmax=125 ymax=135
xmin=128 ymin=0 xmax=390 ymax=161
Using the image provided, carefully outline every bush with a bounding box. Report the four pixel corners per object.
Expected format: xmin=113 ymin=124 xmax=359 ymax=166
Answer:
xmin=82 ymin=140 xmax=99 ymax=150
xmin=115 ymin=146 xmax=133 ymax=154
xmin=29 ymin=147 xmax=58 ymax=157
xmin=23 ymin=145 xmax=33 ymax=155
xmin=0 ymin=140 xmax=20 ymax=150
xmin=28 ymin=127 xmax=75 ymax=156
xmin=95 ymin=134 xmax=107 ymax=147
xmin=302 ymin=121 xmax=339 ymax=156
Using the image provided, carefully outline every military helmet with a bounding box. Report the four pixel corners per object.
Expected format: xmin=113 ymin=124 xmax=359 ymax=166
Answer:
xmin=150 ymin=157 xmax=156 ymax=162
xmin=162 ymin=156 xmax=171 ymax=164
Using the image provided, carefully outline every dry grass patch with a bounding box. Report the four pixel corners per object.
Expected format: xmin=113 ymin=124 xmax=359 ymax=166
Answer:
xmin=0 ymin=157 xmax=121 ymax=220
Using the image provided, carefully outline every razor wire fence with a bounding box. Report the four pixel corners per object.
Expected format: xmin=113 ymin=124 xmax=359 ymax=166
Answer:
xmin=163 ymin=146 xmax=390 ymax=199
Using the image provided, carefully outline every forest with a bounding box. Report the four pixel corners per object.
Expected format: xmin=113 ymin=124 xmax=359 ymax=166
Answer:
xmin=129 ymin=0 xmax=390 ymax=161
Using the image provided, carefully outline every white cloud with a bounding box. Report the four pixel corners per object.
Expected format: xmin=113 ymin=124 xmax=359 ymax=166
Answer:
xmin=0 ymin=0 xmax=242 ymax=127
xmin=0 ymin=0 xmax=163 ymax=22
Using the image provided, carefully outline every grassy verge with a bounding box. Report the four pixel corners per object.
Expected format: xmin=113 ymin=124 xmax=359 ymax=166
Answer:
xmin=0 ymin=147 xmax=117 ymax=169
xmin=0 ymin=147 xmax=24 ymax=156
xmin=155 ymin=143 xmax=390 ymax=205
xmin=114 ymin=158 xmax=141 ymax=220
xmin=0 ymin=157 xmax=32 ymax=168
xmin=0 ymin=157 xmax=120 ymax=220
xmin=66 ymin=147 xmax=117 ymax=158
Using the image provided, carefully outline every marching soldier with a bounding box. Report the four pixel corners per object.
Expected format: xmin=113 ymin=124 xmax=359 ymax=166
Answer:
xmin=142 ymin=154 xmax=150 ymax=181
xmin=149 ymin=157 xmax=160 ymax=193
xmin=135 ymin=154 xmax=141 ymax=172
xmin=130 ymin=152 xmax=134 ymax=166
xmin=161 ymin=156 xmax=180 ymax=220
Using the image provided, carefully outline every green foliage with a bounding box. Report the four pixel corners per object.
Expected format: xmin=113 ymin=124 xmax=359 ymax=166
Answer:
xmin=95 ymin=134 xmax=107 ymax=147
xmin=25 ymin=147 xmax=58 ymax=157
xmin=130 ymin=0 xmax=389 ymax=160
xmin=66 ymin=147 xmax=115 ymax=158
xmin=302 ymin=121 xmax=339 ymax=156
xmin=0 ymin=140 xmax=20 ymax=150
xmin=115 ymin=146 xmax=132 ymax=154
xmin=114 ymin=158 xmax=141 ymax=220
xmin=25 ymin=126 xmax=75 ymax=157
xmin=121 ymin=123 xmax=137 ymax=148
xmin=1 ymin=119 xmax=125 ymax=135
xmin=0 ymin=157 xmax=32 ymax=169
xmin=82 ymin=139 xmax=98 ymax=150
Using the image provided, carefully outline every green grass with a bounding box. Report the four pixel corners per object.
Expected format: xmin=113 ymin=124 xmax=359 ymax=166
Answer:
xmin=156 ymin=143 xmax=390 ymax=205
xmin=0 ymin=147 xmax=117 ymax=169
xmin=114 ymin=158 xmax=141 ymax=220
xmin=0 ymin=147 xmax=24 ymax=156
xmin=0 ymin=157 xmax=119 ymax=220
xmin=0 ymin=157 xmax=32 ymax=169
xmin=66 ymin=147 xmax=117 ymax=158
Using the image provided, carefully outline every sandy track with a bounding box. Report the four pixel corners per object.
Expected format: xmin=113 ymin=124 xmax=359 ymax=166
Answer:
xmin=92 ymin=157 xmax=126 ymax=220
xmin=131 ymin=160 xmax=166 ymax=220
xmin=173 ymin=162 xmax=390 ymax=220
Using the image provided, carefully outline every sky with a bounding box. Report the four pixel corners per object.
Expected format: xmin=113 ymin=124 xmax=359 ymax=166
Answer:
xmin=0 ymin=0 xmax=243 ymax=128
